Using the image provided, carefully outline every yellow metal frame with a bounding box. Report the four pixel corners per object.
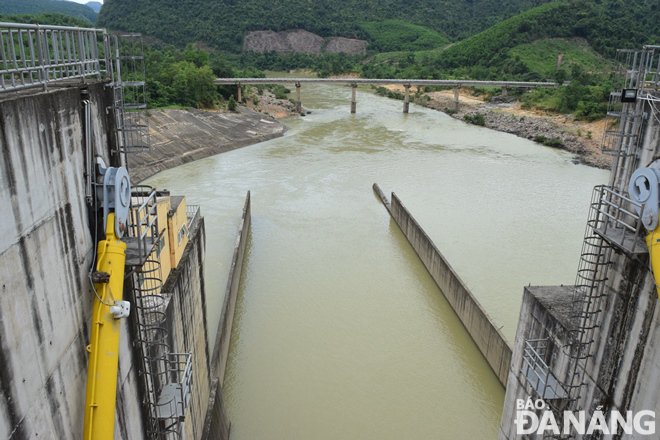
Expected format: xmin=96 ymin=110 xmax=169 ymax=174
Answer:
xmin=647 ymin=227 xmax=660 ymax=300
xmin=83 ymin=213 xmax=127 ymax=440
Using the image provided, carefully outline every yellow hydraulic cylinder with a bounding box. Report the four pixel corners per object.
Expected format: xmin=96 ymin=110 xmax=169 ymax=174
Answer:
xmin=83 ymin=213 xmax=127 ymax=440
xmin=646 ymin=227 xmax=660 ymax=299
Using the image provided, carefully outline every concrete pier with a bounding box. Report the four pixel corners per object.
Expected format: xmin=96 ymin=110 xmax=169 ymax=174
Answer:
xmin=295 ymin=82 xmax=301 ymax=113
xmin=453 ymin=86 xmax=460 ymax=110
xmin=237 ymin=83 xmax=242 ymax=103
xmin=501 ymin=86 xmax=508 ymax=96
xmin=403 ymin=84 xmax=410 ymax=113
xmin=351 ymin=84 xmax=357 ymax=114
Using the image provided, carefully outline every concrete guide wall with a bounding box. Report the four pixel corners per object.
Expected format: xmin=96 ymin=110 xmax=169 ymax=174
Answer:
xmin=203 ymin=191 xmax=252 ymax=440
xmin=373 ymin=184 xmax=512 ymax=386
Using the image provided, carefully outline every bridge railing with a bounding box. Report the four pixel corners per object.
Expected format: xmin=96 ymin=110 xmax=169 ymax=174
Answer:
xmin=0 ymin=22 xmax=108 ymax=92
xmin=214 ymin=77 xmax=560 ymax=88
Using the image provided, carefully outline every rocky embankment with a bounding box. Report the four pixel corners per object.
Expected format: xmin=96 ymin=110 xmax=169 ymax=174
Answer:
xmin=243 ymin=30 xmax=368 ymax=55
xmin=243 ymin=88 xmax=305 ymax=119
xmin=130 ymin=107 xmax=286 ymax=182
xmin=413 ymin=90 xmax=610 ymax=169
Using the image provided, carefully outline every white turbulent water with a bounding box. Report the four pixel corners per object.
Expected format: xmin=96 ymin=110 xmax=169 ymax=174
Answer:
xmin=146 ymin=83 xmax=608 ymax=439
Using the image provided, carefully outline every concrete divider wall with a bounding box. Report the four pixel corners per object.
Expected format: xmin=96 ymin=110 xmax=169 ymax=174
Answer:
xmin=203 ymin=191 xmax=252 ymax=440
xmin=212 ymin=191 xmax=252 ymax=383
xmin=374 ymin=184 xmax=512 ymax=386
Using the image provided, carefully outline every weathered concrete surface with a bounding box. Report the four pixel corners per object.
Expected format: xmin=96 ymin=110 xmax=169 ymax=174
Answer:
xmin=498 ymin=286 xmax=576 ymax=440
xmin=326 ymin=37 xmax=368 ymax=55
xmin=129 ymin=108 xmax=286 ymax=183
xmin=0 ymin=83 xmax=223 ymax=440
xmin=201 ymin=379 xmax=230 ymax=440
xmin=162 ymin=215 xmax=212 ymax=440
xmin=373 ymin=184 xmax=512 ymax=387
xmin=0 ymin=82 xmax=141 ymax=440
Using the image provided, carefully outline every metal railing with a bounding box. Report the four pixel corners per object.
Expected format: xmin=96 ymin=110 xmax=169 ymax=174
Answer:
xmin=0 ymin=22 xmax=152 ymax=158
xmin=522 ymin=339 xmax=567 ymax=400
xmin=0 ymin=22 xmax=106 ymax=92
xmin=155 ymin=353 xmax=193 ymax=421
xmin=129 ymin=185 xmax=160 ymax=264
xmin=593 ymin=185 xmax=646 ymax=255
xmin=186 ymin=204 xmax=201 ymax=230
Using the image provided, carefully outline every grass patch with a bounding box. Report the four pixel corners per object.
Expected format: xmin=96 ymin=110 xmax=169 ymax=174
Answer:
xmin=360 ymin=20 xmax=450 ymax=53
xmin=509 ymin=38 xmax=614 ymax=79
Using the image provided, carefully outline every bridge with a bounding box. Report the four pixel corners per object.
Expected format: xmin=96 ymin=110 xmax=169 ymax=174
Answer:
xmin=214 ymin=77 xmax=560 ymax=113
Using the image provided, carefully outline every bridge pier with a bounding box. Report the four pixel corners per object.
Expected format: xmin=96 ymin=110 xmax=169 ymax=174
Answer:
xmin=453 ymin=86 xmax=460 ymax=111
xmin=351 ymin=84 xmax=357 ymax=114
xmin=403 ymin=84 xmax=410 ymax=113
xmin=295 ymin=82 xmax=302 ymax=113
xmin=502 ymin=86 xmax=508 ymax=96
xmin=237 ymin=82 xmax=242 ymax=103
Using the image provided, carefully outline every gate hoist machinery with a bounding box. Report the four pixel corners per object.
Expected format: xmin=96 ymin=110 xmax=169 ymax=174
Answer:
xmin=629 ymin=165 xmax=660 ymax=299
xmin=83 ymin=159 xmax=132 ymax=440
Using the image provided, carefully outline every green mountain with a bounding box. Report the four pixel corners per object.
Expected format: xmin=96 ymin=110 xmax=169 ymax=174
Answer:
xmin=98 ymin=0 xmax=553 ymax=52
xmin=433 ymin=1 xmax=658 ymax=75
xmin=0 ymin=0 xmax=98 ymax=23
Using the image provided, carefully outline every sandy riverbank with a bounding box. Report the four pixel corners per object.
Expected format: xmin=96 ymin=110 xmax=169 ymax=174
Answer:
xmin=382 ymin=85 xmax=611 ymax=169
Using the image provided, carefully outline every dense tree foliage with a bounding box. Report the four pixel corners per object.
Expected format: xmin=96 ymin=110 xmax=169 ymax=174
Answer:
xmin=358 ymin=1 xmax=658 ymax=82
xmin=0 ymin=12 xmax=92 ymax=28
xmin=144 ymin=44 xmax=242 ymax=108
xmin=0 ymin=0 xmax=97 ymax=24
xmin=98 ymin=0 xmax=553 ymax=52
xmin=359 ymin=20 xmax=450 ymax=52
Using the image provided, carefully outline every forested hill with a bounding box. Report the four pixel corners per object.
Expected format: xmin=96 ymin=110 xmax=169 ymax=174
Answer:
xmin=98 ymin=0 xmax=553 ymax=52
xmin=0 ymin=0 xmax=97 ymax=24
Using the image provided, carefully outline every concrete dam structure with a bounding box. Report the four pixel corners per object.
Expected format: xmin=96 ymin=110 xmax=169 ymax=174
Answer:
xmin=0 ymin=23 xmax=240 ymax=440
xmin=499 ymin=45 xmax=660 ymax=439
xmin=2 ymin=19 xmax=659 ymax=440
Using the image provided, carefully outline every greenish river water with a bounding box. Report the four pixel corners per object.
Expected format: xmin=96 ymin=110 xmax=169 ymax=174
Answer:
xmin=146 ymin=83 xmax=608 ymax=439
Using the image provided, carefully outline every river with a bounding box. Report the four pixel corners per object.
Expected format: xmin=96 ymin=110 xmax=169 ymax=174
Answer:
xmin=146 ymin=83 xmax=608 ymax=439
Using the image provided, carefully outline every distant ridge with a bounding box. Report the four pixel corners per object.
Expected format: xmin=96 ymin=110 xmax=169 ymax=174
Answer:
xmin=0 ymin=0 xmax=97 ymax=23
xmin=86 ymin=1 xmax=102 ymax=14
xmin=98 ymin=0 xmax=553 ymax=52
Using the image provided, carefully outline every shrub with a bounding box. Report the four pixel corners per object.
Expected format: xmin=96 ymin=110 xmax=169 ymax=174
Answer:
xmin=464 ymin=113 xmax=486 ymax=126
xmin=228 ymin=95 xmax=237 ymax=112
xmin=543 ymin=138 xmax=563 ymax=148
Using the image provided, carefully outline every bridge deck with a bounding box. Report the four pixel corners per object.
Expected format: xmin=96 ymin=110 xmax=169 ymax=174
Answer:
xmin=214 ymin=77 xmax=559 ymax=88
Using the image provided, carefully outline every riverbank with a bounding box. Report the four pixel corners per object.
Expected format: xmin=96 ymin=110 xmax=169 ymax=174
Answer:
xmin=382 ymin=85 xmax=610 ymax=169
xmin=243 ymin=87 xmax=306 ymax=119
xmin=129 ymin=107 xmax=287 ymax=182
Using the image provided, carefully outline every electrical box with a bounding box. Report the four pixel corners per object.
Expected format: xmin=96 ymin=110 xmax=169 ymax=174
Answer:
xmin=621 ymin=88 xmax=638 ymax=103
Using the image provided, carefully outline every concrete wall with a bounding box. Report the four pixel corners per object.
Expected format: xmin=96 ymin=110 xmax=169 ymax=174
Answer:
xmin=498 ymin=286 xmax=577 ymax=440
xmin=203 ymin=191 xmax=252 ymax=440
xmin=373 ymin=184 xmax=512 ymax=386
xmin=212 ymin=191 xmax=251 ymax=385
xmin=499 ymin=98 xmax=660 ymax=439
xmin=0 ymin=82 xmax=145 ymax=440
xmin=162 ymin=215 xmax=212 ymax=440
xmin=129 ymin=109 xmax=286 ymax=183
xmin=0 ymin=83 xmax=221 ymax=440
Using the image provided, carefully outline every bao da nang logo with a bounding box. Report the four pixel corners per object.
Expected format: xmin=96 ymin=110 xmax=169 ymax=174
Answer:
xmin=515 ymin=399 xmax=656 ymax=436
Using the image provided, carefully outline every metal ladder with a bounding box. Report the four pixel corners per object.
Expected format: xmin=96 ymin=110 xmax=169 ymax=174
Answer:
xmin=128 ymin=186 xmax=192 ymax=439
